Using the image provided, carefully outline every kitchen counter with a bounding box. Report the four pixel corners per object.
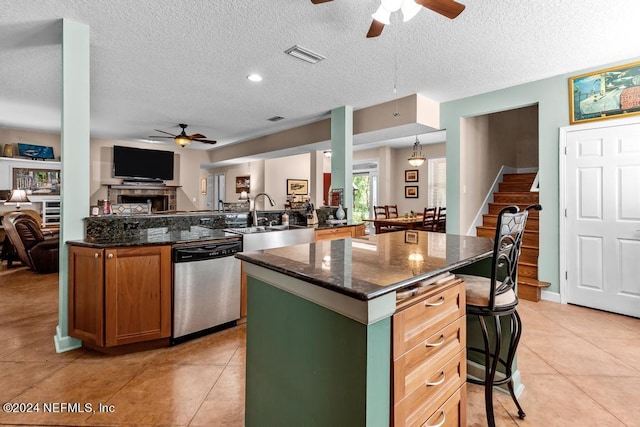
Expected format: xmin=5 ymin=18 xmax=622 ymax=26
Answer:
xmin=236 ymin=230 xmax=493 ymax=301
xmin=239 ymin=231 xmax=494 ymax=426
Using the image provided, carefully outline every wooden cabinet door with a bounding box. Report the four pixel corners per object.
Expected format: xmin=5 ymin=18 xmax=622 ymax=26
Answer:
xmin=315 ymin=227 xmax=353 ymax=241
xmin=104 ymin=245 xmax=172 ymax=346
xmin=68 ymin=246 xmax=105 ymax=346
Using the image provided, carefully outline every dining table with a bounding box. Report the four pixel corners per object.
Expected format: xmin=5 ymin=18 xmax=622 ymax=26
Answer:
xmin=362 ymin=215 xmax=425 ymax=234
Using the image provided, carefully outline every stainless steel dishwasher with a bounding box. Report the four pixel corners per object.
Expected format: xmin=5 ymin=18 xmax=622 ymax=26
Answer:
xmin=172 ymin=237 xmax=242 ymax=343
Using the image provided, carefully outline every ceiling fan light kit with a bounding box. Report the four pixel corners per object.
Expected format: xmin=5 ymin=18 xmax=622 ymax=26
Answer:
xmin=149 ymin=123 xmax=217 ymax=147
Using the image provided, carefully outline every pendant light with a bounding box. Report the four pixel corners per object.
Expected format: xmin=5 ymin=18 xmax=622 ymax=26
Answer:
xmin=408 ymin=135 xmax=425 ymax=167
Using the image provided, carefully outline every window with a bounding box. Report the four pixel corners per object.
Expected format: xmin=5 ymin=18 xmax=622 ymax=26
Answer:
xmin=428 ymin=157 xmax=446 ymax=208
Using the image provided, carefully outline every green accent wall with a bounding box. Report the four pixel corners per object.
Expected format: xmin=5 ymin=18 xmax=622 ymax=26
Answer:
xmin=246 ymin=276 xmax=391 ymax=427
xmin=331 ymin=106 xmax=354 ymax=215
xmin=441 ymin=56 xmax=640 ymax=295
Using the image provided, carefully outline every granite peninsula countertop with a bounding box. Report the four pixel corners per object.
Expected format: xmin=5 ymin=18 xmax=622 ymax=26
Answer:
xmin=236 ymin=230 xmax=493 ymax=301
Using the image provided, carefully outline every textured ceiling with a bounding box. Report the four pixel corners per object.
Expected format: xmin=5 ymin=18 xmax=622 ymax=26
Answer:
xmin=1 ymin=0 xmax=640 ymax=154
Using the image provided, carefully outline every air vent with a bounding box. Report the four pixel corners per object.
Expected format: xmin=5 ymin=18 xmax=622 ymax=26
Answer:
xmin=284 ymin=45 xmax=326 ymax=64
xmin=268 ymin=116 xmax=285 ymax=122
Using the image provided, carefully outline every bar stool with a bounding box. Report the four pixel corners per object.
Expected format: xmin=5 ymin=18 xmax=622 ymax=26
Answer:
xmin=457 ymin=204 xmax=541 ymax=427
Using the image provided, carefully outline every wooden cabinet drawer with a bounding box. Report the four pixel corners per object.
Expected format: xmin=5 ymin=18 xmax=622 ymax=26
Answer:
xmin=419 ymin=383 xmax=466 ymax=427
xmin=393 ymin=282 xmax=465 ymax=358
xmin=315 ymin=227 xmax=353 ymax=241
xmin=394 ymin=350 xmax=466 ymax=427
xmin=394 ymin=316 xmax=466 ymax=402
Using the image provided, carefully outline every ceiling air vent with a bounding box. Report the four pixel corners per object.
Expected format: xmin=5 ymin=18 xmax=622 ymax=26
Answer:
xmin=284 ymin=45 xmax=326 ymax=64
xmin=268 ymin=116 xmax=285 ymax=122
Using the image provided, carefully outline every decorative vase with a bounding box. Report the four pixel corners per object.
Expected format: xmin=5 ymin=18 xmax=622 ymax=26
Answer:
xmin=336 ymin=204 xmax=345 ymax=220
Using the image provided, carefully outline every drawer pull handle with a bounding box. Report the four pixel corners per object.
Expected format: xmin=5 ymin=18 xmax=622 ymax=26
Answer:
xmin=425 ymin=371 xmax=446 ymax=387
xmin=424 ymin=411 xmax=446 ymax=427
xmin=424 ymin=296 xmax=445 ymax=307
xmin=425 ymin=334 xmax=446 ymax=348
xmin=94 ymin=253 xmax=99 ymax=258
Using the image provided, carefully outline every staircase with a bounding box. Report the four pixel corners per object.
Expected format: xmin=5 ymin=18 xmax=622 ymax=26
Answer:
xmin=475 ymin=172 xmax=550 ymax=302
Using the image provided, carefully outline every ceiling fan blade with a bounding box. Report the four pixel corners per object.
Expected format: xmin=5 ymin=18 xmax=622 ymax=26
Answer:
xmin=366 ymin=20 xmax=385 ymax=38
xmin=416 ymin=0 xmax=465 ymax=19
xmin=153 ymin=129 xmax=177 ymax=137
xmin=188 ymin=133 xmax=206 ymax=139
xmin=192 ymin=139 xmax=217 ymax=144
xmin=311 ymin=0 xmax=333 ymax=4
xmin=148 ymin=135 xmax=175 ymax=139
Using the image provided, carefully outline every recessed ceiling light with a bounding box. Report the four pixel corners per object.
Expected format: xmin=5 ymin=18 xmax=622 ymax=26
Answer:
xmin=247 ymin=73 xmax=262 ymax=82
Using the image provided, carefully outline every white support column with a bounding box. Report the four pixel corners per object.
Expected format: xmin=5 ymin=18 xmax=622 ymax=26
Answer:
xmin=54 ymin=19 xmax=89 ymax=353
xmin=331 ymin=106 xmax=353 ymax=215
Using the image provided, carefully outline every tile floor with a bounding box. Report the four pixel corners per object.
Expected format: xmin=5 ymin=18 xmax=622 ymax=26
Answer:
xmin=0 ymin=265 xmax=638 ymax=426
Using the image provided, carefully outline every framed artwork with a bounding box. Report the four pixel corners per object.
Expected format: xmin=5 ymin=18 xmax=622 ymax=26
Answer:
xmin=12 ymin=168 xmax=60 ymax=195
xmin=235 ymin=175 xmax=250 ymax=193
xmin=404 ymin=231 xmax=419 ymax=244
xmin=569 ymin=60 xmax=640 ymax=124
xmin=405 ymin=186 xmax=418 ymax=198
xmin=287 ymin=179 xmax=308 ymax=195
xmin=405 ymin=169 xmax=419 ymax=182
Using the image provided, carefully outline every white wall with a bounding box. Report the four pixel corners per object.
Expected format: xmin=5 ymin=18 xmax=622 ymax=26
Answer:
xmin=264 ymin=153 xmax=310 ymax=209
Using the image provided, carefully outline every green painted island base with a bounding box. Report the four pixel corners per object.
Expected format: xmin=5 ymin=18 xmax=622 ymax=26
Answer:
xmin=245 ymin=276 xmax=391 ymax=427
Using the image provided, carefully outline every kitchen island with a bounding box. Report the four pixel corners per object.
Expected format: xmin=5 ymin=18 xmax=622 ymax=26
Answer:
xmin=236 ymin=230 xmax=494 ymax=427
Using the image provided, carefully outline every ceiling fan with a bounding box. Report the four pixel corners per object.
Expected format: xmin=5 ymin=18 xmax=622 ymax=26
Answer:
xmin=149 ymin=124 xmax=217 ymax=147
xmin=311 ymin=0 xmax=465 ymax=38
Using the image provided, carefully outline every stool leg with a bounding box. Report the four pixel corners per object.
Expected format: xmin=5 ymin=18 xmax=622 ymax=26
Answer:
xmin=505 ymin=311 xmax=526 ymax=419
xmin=478 ymin=315 xmax=501 ymax=427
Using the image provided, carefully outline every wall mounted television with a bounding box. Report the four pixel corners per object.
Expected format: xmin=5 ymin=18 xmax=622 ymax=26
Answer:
xmin=17 ymin=143 xmax=55 ymax=160
xmin=112 ymin=145 xmax=174 ymax=182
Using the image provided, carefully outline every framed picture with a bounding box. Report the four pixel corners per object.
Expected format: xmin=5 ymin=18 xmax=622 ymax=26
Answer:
xmin=405 ymin=170 xmax=419 ymax=182
xmin=405 ymin=186 xmax=418 ymax=198
xmin=12 ymin=168 xmax=60 ymax=195
xmin=287 ymin=179 xmax=308 ymax=195
xmin=235 ymin=175 xmax=250 ymax=193
xmin=569 ymin=60 xmax=640 ymax=124
xmin=404 ymin=231 xmax=419 ymax=244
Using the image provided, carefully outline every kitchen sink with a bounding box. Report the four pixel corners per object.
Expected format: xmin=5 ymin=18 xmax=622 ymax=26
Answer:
xmin=225 ymin=225 xmax=315 ymax=251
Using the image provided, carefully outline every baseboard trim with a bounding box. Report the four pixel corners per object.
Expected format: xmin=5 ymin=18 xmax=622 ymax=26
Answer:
xmin=467 ymin=360 xmax=524 ymax=397
xmin=541 ymin=290 xmax=561 ymax=303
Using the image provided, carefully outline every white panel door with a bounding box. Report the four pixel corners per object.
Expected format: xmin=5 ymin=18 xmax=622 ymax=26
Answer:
xmin=565 ymin=122 xmax=640 ymax=317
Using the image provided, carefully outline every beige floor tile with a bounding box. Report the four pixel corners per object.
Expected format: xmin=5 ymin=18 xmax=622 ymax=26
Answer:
xmin=500 ymin=374 xmax=623 ymax=427
xmin=87 ymin=363 xmax=224 ymax=425
xmin=466 ymin=383 xmax=519 ymax=427
xmin=0 ymin=361 xmax=66 ymax=403
xmin=0 ymin=325 xmax=55 ymax=359
xmin=582 ymin=335 xmax=640 ymax=373
xmin=567 ymin=375 xmax=640 ymax=426
xmin=0 ymin=361 xmax=145 ymax=426
xmin=149 ymin=325 xmax=245 ymax=366
xmin=2 ymin=335 xmax=86 ymax=363
xmin=524 ymin=332 xmax=638 ymax=377
xmin=190 ymin=364 xmax=245 ymax=426
xmin=516 ymin=344 xmax=558 ymax=375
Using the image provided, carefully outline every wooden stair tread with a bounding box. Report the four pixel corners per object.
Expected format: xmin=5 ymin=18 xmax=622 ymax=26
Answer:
xmin=518 ymin=277 xmax=551 ymax=288
xmin=503 ymin=173 xmax=537 ymax=182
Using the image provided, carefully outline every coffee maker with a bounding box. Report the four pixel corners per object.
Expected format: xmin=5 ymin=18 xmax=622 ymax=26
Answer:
xmin=305 ymin=202 xmax=318 ymax=225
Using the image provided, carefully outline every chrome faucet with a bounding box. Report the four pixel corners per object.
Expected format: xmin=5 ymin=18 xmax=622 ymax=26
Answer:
xmin=252 ymin=192 xmax=275 ymax=226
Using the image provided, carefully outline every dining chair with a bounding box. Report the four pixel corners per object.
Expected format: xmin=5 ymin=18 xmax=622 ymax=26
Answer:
xmin=416 ymin=207 xmax=437 ymax=231
xmin=435 ymin=206 xmax=446 ymax=232
xmin=456 ymin=204 xmax=541 ymax=427
xmin=386 ymin=205 xmax=399 ymax=218
xmin=374 ymin=205 xmax=388 ymax=219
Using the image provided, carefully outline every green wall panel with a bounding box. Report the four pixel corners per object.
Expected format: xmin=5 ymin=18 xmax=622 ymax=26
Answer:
xmin=246 ymin=276 xmax=390 ymax=427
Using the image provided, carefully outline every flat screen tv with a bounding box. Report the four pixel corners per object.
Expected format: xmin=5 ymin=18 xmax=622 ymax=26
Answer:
xmin=113 ymin=145 xmax=174 ymax=181
xmin=17 ymin=143 xmax=55 ymax=160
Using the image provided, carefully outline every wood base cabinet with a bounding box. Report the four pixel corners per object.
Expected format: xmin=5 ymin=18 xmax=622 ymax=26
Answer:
xmin=392 ymin=278 xmax=467 ymax=426
xmin=68 ymin=245 xmax=172 ymax=348
xmin=314 ymin=224 xmax=365 ymax=241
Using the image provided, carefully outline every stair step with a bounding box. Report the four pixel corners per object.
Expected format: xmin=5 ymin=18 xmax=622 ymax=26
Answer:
xmin=518 ymin=278 xmax=551 ymax=302
xmin=482 ymin=214 xmax=539 ymax=230
xmin=488 ymin=203 xmax=541 ymax=216
xmin=499 ymin=182 xmax=533 ymax=192
xmin=493 ymin=192 xmax=540 ymax=204
xmin=519 ymin=251 xmax=539 ymax=265
xmin=518 ymin=262 xmax=538 ymax=278
xmin=503 ymin=173 xmax=537 ymax=183
xmin=477 ymin=226 xmax=538 ymax=247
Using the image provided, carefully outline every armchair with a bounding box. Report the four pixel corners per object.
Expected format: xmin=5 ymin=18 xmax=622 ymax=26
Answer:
xmin=2 ymin=212 xmax=59 ymax=273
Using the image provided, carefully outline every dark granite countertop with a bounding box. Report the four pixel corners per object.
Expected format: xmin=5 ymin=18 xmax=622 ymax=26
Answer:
xmin=67 ymin=227 xmax=242 ymax=248
xmin=236 ymin=230 xmax=493 ymax=301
